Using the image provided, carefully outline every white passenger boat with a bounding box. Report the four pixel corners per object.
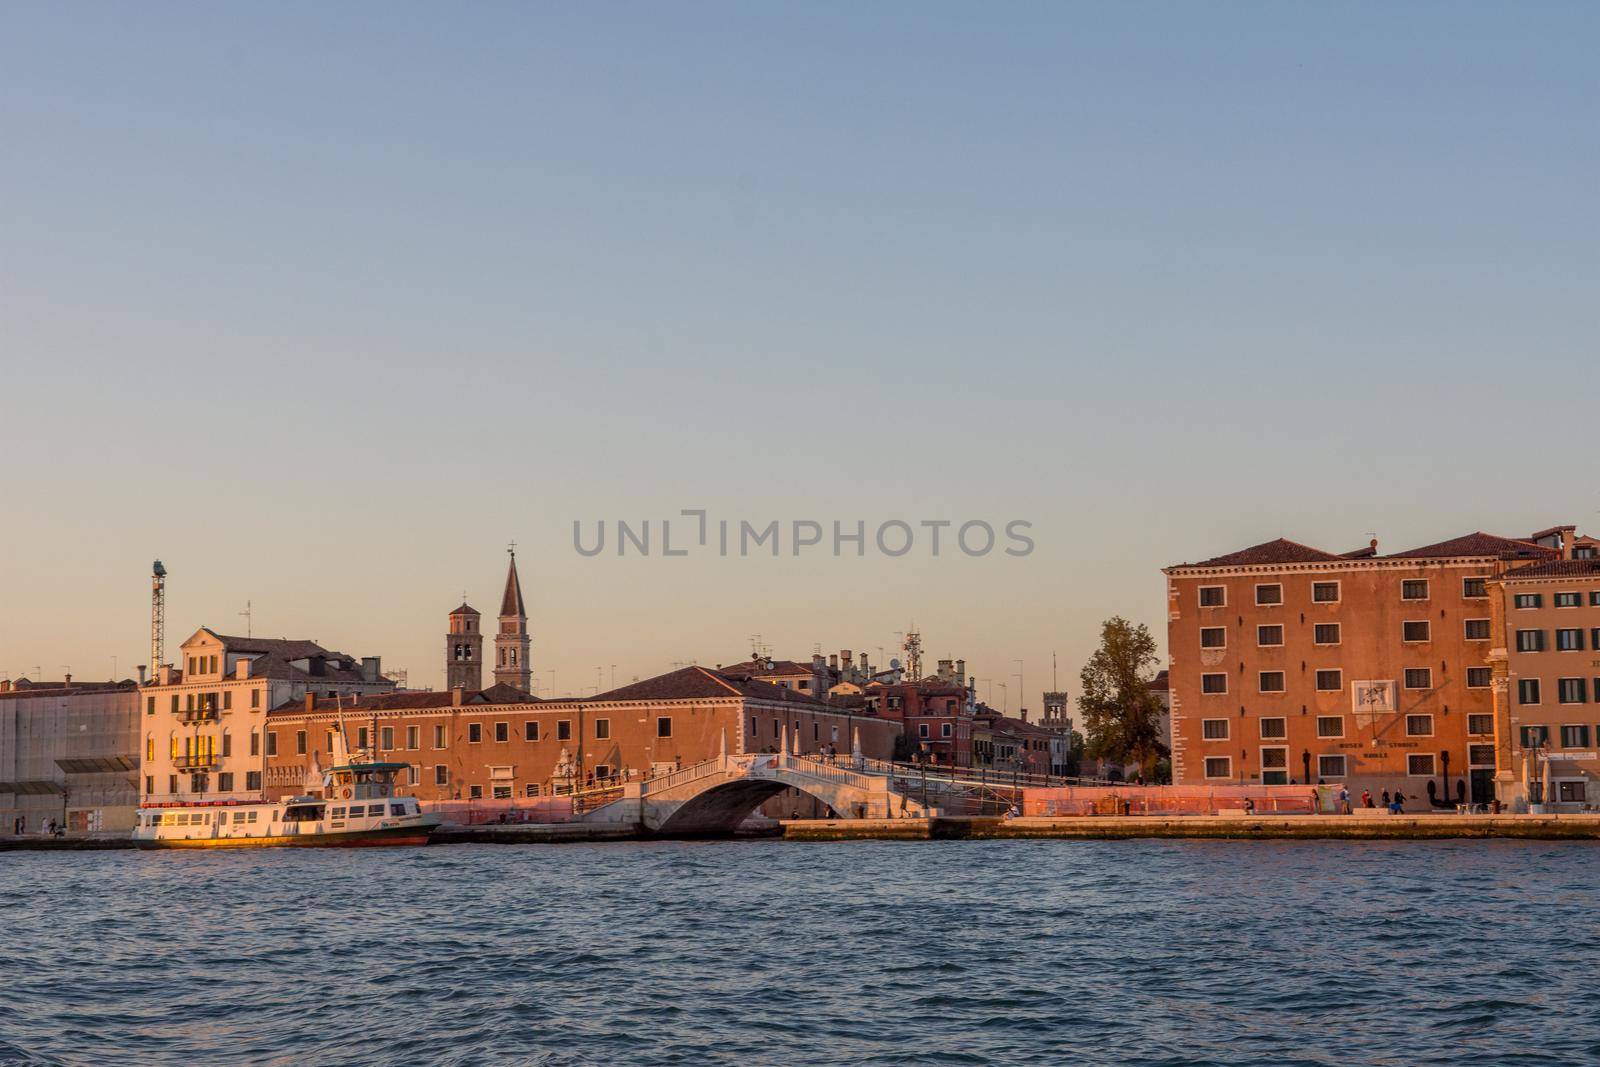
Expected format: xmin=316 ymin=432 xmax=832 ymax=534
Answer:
xmin=134 ymin=712 xmax=441 ymax=849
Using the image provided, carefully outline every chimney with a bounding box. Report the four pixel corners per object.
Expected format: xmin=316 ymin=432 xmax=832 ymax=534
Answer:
xmin=1020 ymin=708 xmax=1029 ymax=723
xmin=841 ymin=650 xmax=853 ymax=672
xmin=451 ymin=685 xmax=465 ymax=707
xmin=63 ymin=674 xmax=71 ymax=687
xmin=956 ymin=659 xmax=966 ymax=682
xmin=812 ymin=654 xmax=825 ymax=669
xmin=361 ymin=656 xmax=381 ymax=684
xmin=0 ymin=680 xmax=9 ymax=694
xmin=304 ymin=692 xmax=316 ymax=711
xmin=829 ymin=654 xmax=838 ymax=671
xmin=137 ymin=665 xmax=147 ymax=685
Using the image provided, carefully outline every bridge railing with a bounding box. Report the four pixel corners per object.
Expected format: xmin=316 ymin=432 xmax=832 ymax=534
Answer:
xmin=636 ymin=757 xmax=730 ymax=797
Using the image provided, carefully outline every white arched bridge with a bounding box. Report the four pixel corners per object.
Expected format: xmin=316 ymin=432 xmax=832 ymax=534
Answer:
xmin=569 ymin=729 xmax=1090 ymax=835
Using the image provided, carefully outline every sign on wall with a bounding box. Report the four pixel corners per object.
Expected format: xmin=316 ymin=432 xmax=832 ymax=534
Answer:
xmin=1352 ymin=680 xmax=1397 ymax=721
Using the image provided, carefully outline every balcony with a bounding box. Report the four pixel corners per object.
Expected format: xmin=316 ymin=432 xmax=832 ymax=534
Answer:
xmin=174 ymin=753 xmax=220 ymax=771
xmin=178 ymin=708 xmax=220 ymax=724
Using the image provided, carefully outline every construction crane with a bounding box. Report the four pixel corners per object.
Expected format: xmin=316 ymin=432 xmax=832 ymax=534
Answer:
xmin=150 ymin=560 xmax=167 ymax=679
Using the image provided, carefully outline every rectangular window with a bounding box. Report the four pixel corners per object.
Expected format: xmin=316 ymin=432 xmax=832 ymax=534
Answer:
xmin=1514 ymin=593 xmax=1543 ymax=609
xmin=407 ymin=765 xmax=419 ymax=785
xmin=657 ymin=717 xmax=673 ymax=738
xmin=251 ymin=690 xmax=260 ymax=709
xmin=1469 ymin=744 xmax=1496 ymax=766
xmin=434 ymin=765 xmax=448 ymax=785
xmin=433 ymin=725 xmax=448 ymax=748
xmin=1557 ymin=678 xmax=1587 ymax=704
xmin=1316 ymin=716 xmax=1344 ymax=739
xmin=525 ymin=783 xmax=540 ymax=797
xmin=1312 ymin=581 xmax=1340 ymax=603
xmin=557 ymin=720 xmax=572 ymax=741
xmin=918 ymin=723 xmax=930 ymax=739
xmin=1314 ymin=623 xmax=1341 ymax=645
xmin=1201 ymin=674 xmax=1228 ymax=695
xmin=1464 ymin=619 xmax=1491 ymax=641
xmin=245 ymin=771 xmax=260 ymax=791
xmin=1203 ymin=757 xmax=1232 ymax=779
xmin=1200 ymin=627 xmax=1227 ymax=649
xmin=380 ymin=726 xmax=394 ymax=750
xmin=594 ymin=718 xmax=610 ymax=740
xmin=1315 ymin=669 xmax=1342 ymax=691
xmin=1562 ymin=724 xmax=1590 ymax=748
xmin=524 ymin=721 xmax=539 ymax=742
xmin=1404 ymin=668 xmax=1432 ymax=690
xmin=1516 ymin=630 xmax=1546 ymax=653
xmin=295 ymin=730 xmax=307 ymax=755
xmin=1202 ymin=719 xmax=1229 ymax=740
xmin=1257 ymin=624 xmax=1284 ymax=647
xmin=1318 ymin=754 xmax=1347 ymax=778
xmin=1556 ymin=629 xmax=1583 ymax=652
xmin=1259 ymin=717 xmax=1287 ymax=739
xmin=1558 ymin=780 xmax=1587 ymax=803
xmin=1402 ymin=621 xmax=1430 ymax=643
xmin=1199 ymin=586 xmax=1225 ymax=607
xmin=468 ymin=723 xmax=482 ymax=743
xmin=250 ymin=731 xmax=259 ymax=757
xmin=1258 ymin=671 xmax=1285 ymax=693
xmin=407 ymin=726 xmax=420 ymax=750
xmin=492 ymin=785 xmax=511 ymax=800
xmin=1255 ymin=584 xmax=1282 ymax=606
xmin=494 ymin=721 xmax=509 ymax=743
xmin=1520 ymin=725 xmax=1549 ymax=748
xmin=469 ymin=785 xmax=483 ymax=800
xmin=1518 ymin=679 xmax=1542 ymax=705
xmin=1466 ymin=667 xmax=1492 ymax=688
xmin=1467 ymin=713 xmax=1494 ymax=736
xmin=1406 ymin=714 xmax=1434 ymax=737
xmin=1407 ymin=754 xmax=1436 ymax=776
xmin=265 ymin=732 xmax=277 ymax=757
xmin=217 ymin=772 xmax=234 ymax=792
xmin=1401 ymin=579 xmax=1429 ymax=601
xmin=146 ymin=696 xmax=155 ymax=715
xmin=1462 ymin=577 xmax=1488 ymax=599
xmin=1555 ymin=592 xmax=1582 ymax=608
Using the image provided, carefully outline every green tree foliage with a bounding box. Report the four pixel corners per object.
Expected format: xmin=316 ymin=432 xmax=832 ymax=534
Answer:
xmin=1078 ymin=617 xmax=1169 ymax=778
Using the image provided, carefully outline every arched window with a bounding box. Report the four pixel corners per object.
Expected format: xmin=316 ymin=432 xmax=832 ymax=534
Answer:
xmin=169 ymin=733 xmax=178 ymax=759
xmin=221 ymin=728 xmax=232 ymax=758
xmin=146 ymin=735 xmax=154 ymax=762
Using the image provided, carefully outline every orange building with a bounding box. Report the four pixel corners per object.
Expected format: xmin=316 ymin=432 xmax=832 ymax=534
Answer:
xmin=1164 ymin=531 xmax=1557 ymax=804
xmin=262 ymin=665 xmax=899 ymax=807
xmin=1489 ymin=550 xmax=1600 ymax=809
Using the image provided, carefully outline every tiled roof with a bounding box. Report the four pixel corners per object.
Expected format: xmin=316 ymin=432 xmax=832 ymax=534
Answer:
xmin=720 ymin=658 xmax=816 ymax=677
xmin=588 ymin=666 xmax=835 ymax=707
xmin=1147 ymin=670 xmax=1170 ymax=693
xmin=272 ymin=687 xmax=529 ymax=714
xmin=1384 ymin=533 xmax=1554 ymax=561
xmin=208 ymin=633 xmax=336 ymax=660
xmin=1180 ymin=538 xmax=1344 ymax=568
xmin=1500 ymin=558 xmax=1600 ymax=579
xmin=450 ymin=603 xmax=480 ymax=616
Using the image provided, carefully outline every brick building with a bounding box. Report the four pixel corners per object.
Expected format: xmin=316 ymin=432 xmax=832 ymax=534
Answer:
xmin=1165 ymin=530 xmax=1558 ymax=803
xmin=263 ymin=664 xmax=899 ymax=806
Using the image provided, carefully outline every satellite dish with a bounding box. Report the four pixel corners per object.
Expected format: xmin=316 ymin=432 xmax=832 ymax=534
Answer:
xmin=889 ymin=658 xmax=902 ymax=670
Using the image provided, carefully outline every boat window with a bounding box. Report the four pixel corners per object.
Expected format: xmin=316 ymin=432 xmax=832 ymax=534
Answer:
xmin=390 ymin=803 xmax=406 ymax=816
xmin=330 ymin=807 xmax=345 ymax=818
xmin=368 ymin=804 xmax=385 ymax=816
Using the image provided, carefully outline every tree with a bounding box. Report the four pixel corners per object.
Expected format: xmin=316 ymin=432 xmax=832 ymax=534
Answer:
xmin=1078 ymin=617 xmax=1169 ymax=779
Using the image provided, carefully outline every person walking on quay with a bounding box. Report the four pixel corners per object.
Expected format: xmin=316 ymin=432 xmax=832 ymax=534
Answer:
xmin=1381 ymin=790 xmax=1391 ymax=808
xmin=1361 ymin=789 xmax=1373 ymax=809
xmin=1338 ymin=786 xmax=1352 ymax=815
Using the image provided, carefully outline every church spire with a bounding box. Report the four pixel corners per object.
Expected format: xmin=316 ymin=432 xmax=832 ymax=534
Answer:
xmin=500 ymin=543 xmax=526 ymax=618
xmin=494 ymin=544 xmax=532 ymax=692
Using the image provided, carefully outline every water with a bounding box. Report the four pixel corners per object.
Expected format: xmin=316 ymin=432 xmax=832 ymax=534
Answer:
xmin=3 ymin=839 xmax=1599 ymax=1066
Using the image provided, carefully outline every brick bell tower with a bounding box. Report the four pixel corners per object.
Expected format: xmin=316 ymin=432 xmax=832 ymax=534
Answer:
xmin=494 ymin=545 xmax=533 ymax=692
xmin=445 ymin=601 xmax=483 ymax=691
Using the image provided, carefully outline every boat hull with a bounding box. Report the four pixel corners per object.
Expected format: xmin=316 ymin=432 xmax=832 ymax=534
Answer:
xmin=135 ymin=823 xmax=437 ymax=850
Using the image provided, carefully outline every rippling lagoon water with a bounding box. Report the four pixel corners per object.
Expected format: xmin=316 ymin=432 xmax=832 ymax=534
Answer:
xmin=4 ymin=839 xmax=1600 ymax=1065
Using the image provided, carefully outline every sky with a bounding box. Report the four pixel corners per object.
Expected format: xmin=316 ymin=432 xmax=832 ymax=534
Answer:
xmin=1 ymin=3 xmax=1596 ymax=705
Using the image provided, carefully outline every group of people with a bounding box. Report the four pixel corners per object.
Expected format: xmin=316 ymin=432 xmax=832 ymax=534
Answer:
xmin=9 ymin=815 xmax=65 ymax=836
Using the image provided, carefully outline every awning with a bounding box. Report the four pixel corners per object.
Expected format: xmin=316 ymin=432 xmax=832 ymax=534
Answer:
xmin=0 ymin=780 xmax=65 ymax=795
xmin=54 ymin=756 xmax=137 ymax=774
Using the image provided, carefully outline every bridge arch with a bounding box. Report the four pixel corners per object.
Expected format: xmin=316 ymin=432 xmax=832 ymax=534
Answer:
xmin=651 ymin=777 xmax=842 ymax=835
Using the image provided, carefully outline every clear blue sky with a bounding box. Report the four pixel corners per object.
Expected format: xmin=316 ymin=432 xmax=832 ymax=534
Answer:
xmin=2 ymin=3 xmax=1595 ymax=700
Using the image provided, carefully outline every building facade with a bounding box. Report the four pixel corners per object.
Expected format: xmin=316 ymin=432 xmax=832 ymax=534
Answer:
xmin=139 ymin=629 xmax=394 ymax=805
xmin=262 ymin=665 xmax=900 ymax=809
xmin=1165 ymin=532 xmax=1557 ymax=803
xmin=1490 ymin=554 xmax=1600 ymax=809
xmin=1 ymin=678 xmax=140 ymax=833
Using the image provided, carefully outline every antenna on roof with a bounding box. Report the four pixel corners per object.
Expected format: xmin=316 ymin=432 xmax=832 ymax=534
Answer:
xmin=239 ymin=600 xmax=253 ymax=638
